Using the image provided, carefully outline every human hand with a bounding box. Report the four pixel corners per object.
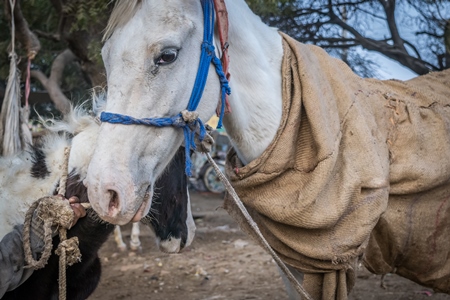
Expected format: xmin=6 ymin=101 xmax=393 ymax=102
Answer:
xmin=67 ymin=196 xmax=87 ymax=228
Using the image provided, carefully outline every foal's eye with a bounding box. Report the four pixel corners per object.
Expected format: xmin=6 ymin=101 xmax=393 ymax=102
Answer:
xmin=155 ymin=49 xmax=179 ymax=65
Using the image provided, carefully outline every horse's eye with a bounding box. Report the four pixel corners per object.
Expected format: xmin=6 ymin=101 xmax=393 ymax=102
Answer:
xmin=155 ymin=49 xmax=179 ymax=65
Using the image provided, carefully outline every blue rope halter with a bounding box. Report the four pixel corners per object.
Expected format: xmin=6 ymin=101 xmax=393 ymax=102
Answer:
xmin=100 ymin=0 xmax=231 ymax=176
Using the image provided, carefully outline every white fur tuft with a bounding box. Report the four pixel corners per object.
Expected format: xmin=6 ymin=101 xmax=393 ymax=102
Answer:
xmin=0 ymin=104 xmax=99 ymax=239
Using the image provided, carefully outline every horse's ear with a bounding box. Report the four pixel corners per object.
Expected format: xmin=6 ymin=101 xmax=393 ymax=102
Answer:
xmin=92 ymin=92 xmax=107 ymax=117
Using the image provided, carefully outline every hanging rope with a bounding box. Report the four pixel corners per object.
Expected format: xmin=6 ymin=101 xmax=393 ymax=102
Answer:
xmin=19 ymin=20 xmax=35 ymax=149
xmin=22 ymin=147 xmax=81 ymax=300
xmin=0 ymin=0 xmax=22 ymax=156
xmin=0 ymin=0 xmax=33 ymax=155
xmin=25 ymin=57 xmax=31 ymax=109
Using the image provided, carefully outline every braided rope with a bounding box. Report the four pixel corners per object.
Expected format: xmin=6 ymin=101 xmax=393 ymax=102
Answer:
xmin=23 ymin=199 xmax=54 ymax=269
xmin=55 ymin=229 xmax=80 ymax=300
xmin=57 ymin=147 xmax=70 ymax=196
xmin=55 ymin=146 xmax=77 ymax=300
xmin=205 ymin=153 xmax=313 ymax=300
xmin=22 ymin=147 xmax=81 ymax=300
xmin=57 ymin=229 xmax=68 ymax=300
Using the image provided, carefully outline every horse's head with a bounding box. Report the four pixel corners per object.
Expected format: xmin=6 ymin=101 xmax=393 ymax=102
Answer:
xmin=86 ymin=0 xmax=222 ymax=224
xmin=63 ymin=100 xmax=196 ymax=252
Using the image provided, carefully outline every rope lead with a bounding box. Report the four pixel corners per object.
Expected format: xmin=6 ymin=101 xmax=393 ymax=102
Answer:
xmin=205 ymin=153 xmax=313 ymax=300
xmin=22 ymin=147 xmax=81 ymax=300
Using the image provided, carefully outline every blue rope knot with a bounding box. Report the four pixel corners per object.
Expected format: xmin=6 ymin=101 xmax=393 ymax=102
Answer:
xmin=201 ymin=42 xmax=216 ymax=56
xmin=178 ymin=110 xmax=207 ymax=176
xmin=179 ymin=110 xmax=207 ymax=145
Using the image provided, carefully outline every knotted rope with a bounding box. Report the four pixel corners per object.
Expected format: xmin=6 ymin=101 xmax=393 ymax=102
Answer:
xmin=23 ymin=147 xmax=81 ymax=300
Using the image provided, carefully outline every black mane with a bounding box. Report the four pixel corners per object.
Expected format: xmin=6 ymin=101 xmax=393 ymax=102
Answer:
xmin=30 ymin=146 xmax=50 ymax=179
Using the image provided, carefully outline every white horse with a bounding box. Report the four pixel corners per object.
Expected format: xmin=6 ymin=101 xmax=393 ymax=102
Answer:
xmin=84 ymin=0 xmax=450 ymax=298
xmin=86 ymin=0 xmax=283 ymax=224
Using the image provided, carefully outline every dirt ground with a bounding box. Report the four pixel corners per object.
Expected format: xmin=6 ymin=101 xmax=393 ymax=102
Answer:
xmin=89 ymin=191 xmax=450 ymax=300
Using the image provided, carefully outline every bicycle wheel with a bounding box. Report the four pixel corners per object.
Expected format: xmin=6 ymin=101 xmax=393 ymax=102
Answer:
xmin=201 ymin=162 xmax=226 ymax=194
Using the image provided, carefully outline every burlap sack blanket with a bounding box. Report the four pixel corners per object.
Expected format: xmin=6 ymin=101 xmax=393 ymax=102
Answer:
xmin=225 ymin=32 xmax=450 ymax=299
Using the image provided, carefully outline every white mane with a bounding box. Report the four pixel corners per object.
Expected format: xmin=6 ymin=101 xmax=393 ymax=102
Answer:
xmin=0 ymin=96 xmax=104 ymax=239
xmin=103 ymin=0 xmax=142 ymax=41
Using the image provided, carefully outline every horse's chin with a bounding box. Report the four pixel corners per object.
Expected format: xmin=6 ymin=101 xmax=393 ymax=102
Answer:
xmin=130 ymin=190 xmax=152 ymax=223
xmin=157 ymin=237 xmax=182 ymax=254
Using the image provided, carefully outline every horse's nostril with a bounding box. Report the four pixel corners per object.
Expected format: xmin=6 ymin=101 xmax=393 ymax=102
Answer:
xmin=108 ymin=189 xmax=119 ymax=210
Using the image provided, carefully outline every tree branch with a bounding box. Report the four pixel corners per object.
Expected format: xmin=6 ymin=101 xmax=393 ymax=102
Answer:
xmin=324 ymin=0 xmax=434 ymax=74
xmin=377 ymin=0 xmax=405 ymax=51
xmin=403 ymin=40 xmax=422 ymax=59
xmin=4 ymin=0 xmax=41 ymax=57
xmin=30 ymin=49 xmax=76 ymax=114
xmin=34 ymin=29 xmax=61 ymax=42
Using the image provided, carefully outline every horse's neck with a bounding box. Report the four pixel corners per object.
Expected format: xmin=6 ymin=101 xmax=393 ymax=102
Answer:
xmin=222 ymin=0 xmax=283 ymax=165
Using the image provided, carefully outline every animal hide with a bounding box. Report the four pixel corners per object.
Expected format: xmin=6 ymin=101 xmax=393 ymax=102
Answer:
xmin=225 ymin=32 xmax=450 ymax=299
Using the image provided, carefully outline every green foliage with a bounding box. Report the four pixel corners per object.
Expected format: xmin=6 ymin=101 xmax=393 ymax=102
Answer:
xmin=63 ymin=0 xmax=110 ymax=32
xmin=0 ymin=0 xmax=110 ymax=92
xmin=1 ymin=0 xmax=61 ymax=84
xmin=0 ymin=0 xmax=112 ymax=119
xmin=87 ymin=40 xmax=104 ymax=68
xmin=245 ymin=0 xmax=295 ymax=16
xmin=0 ymin=9 xmax=11 ymax=83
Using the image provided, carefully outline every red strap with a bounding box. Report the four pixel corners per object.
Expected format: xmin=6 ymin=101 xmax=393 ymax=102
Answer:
xmin=213 ymin=0 xmax=231 ymax=116
xmin=25 ymin=58 xmax=31 ymax=109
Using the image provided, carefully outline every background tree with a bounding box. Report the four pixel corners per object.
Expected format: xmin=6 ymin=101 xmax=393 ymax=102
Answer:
xmin=1 ymin=0 xmax=112 ymax=116
xmin=1 ymin=0 xmax=449 ymax=118
xmin=247 ymin=0 xmax=450 ymax=78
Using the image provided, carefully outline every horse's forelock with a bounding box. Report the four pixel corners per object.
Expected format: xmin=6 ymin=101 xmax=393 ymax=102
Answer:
xmin=103 ymin=0 xmax=143 ymax=42
xmin=92 ymin=92 xmax=106 ymax=116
